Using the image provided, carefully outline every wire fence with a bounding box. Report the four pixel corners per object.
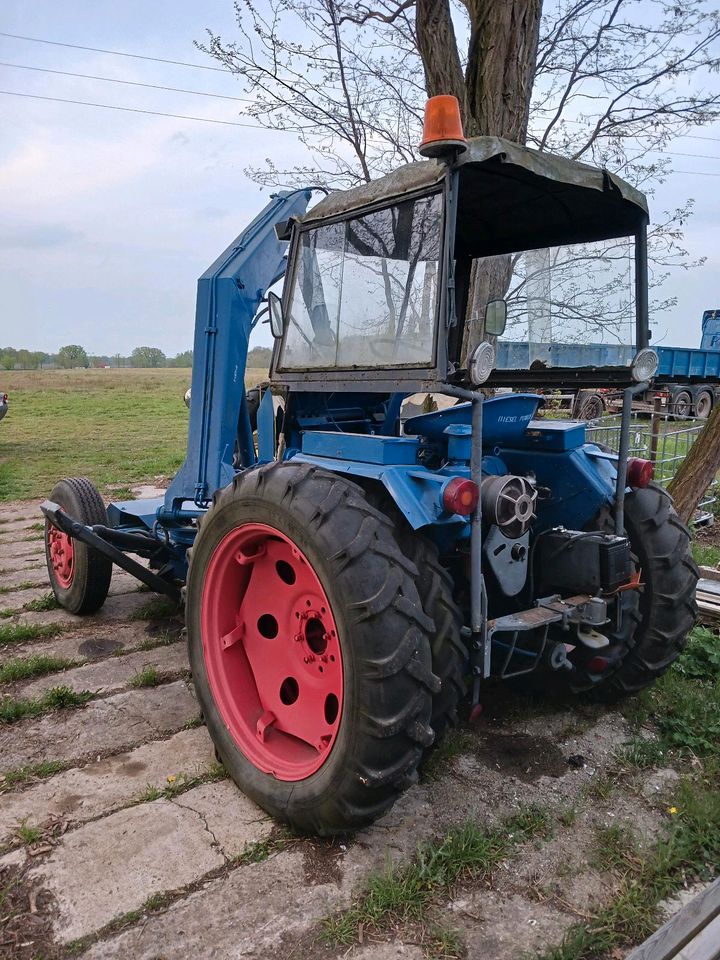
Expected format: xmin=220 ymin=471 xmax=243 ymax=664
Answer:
xmin=585 ymin=412 xmax=718 ymax=522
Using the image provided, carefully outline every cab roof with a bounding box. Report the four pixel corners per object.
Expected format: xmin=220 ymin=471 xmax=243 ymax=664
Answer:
xmin=301 ymin=136 xmax=648 ymax=257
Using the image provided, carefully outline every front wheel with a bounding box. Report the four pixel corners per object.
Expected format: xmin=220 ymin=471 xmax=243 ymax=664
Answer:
xmin=44 ymin=477 xmax=112 ymax=615
xmin=185 ymin=462 xmax=438 ymax=835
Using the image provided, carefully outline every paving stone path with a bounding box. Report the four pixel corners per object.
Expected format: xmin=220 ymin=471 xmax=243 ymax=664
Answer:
xmin=0 ymin=492 xmax=678 ymax=959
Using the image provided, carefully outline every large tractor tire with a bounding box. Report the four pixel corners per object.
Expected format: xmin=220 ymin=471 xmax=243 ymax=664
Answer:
xmin=44 ymin=477 xmax=112 ymax=615
xmin=541 ymin=484 xmax=697 ymax=700
xmin=358 ymin=488 xmax=468 ymax=739
xmin=589 ymin=484 xmax=697 ymax=697
xmin=185 ymin=462 xmax=438 ymax=835
xmin=396 ymin=533 xmax=467 ymax=738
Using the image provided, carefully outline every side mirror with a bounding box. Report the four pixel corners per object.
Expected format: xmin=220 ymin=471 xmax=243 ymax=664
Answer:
xmin=484 ymin=299 xmax=507 ymax=337
xmin=267 ymin=292 xmax=285 ymax=339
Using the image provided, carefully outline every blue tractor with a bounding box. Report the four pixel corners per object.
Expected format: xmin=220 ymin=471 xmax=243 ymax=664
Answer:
xmin=43 ymin=99 xmax=697 ymax=835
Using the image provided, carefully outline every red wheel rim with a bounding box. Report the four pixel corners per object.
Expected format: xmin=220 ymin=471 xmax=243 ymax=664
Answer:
xmin=48 ymin=525 xmax=74 ymax=589
xmin=201 ymin=523 xmax=344 ymax=781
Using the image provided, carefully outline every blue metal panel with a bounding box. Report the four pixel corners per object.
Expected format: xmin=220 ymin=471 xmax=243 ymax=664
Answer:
xmin=256 ymin=388 xmax=276 ymax=463
xmin=163 ymin=189 xmax=311 ymax=511
xmin=496 ymin=341 xmax=635 ymax=370
xmin=513 ymin=420 xmax=586 ymax=451
xmin=290 ymin=452 xmax=467 ymax=531
xmin=655 ymin=345 xmax=720 ymax=380
xmin=301 ymin=431 xmax=420 ymax=465
xmin=701 ymin=310 xmax=720 ymax=349
xmin=107 ymin=498 xmax=165 ymax=531
xmin=499 ymin=445 xmax=616 ymax=531
xmin=405 ymin=393 xmax=541 ymax=444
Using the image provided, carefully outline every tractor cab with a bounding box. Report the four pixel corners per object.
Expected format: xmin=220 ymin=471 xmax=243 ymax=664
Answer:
xmin=269 ymin=134 xmax=652 ymax=399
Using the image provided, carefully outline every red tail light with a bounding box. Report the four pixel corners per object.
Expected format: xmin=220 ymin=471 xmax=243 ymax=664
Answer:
xmin=627 ymin=458 xmax=654 ymax=489
xmin=442 ymin=478 xmax=479 ymax=516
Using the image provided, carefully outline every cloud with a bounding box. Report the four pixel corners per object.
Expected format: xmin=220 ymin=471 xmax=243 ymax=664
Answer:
xmin=0 ymin=224 xmax=84 ymax=249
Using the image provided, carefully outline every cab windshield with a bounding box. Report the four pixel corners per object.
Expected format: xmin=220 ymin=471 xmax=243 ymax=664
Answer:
xmin=278 ymin=192 xmax=443 ymax=370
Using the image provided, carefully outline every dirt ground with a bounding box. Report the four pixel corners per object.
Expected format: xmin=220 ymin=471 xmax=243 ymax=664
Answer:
xmin=0 ymin=490 xmax=687 ymax=960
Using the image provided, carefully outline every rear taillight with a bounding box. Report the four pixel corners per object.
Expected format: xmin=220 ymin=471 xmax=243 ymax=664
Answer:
xmin=442 ymin=478 xmax=479 ymax=516
xmin=627 ymin=457 xmax=654 ymax=489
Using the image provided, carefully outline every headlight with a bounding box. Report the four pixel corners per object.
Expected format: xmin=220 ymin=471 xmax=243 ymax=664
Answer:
xmin=468 ymin=341 xmax=495 ymax=386
xmin=630 ymin=348 xmax=659 ymax=383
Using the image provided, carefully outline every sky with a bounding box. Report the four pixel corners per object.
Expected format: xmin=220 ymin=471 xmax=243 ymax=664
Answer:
xmin=1 ymin=1 xmax=719 ymax=357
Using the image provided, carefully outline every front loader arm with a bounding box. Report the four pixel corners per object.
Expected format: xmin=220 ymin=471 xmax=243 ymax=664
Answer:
xmin=164 ymin=189 xmax=312 ymax=511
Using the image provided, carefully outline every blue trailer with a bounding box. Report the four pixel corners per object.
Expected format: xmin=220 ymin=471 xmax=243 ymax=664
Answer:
xmin=40 ymin=103 xmax=698 ymax=835
xmin=502 ymin=311 xmax=720 ymax=420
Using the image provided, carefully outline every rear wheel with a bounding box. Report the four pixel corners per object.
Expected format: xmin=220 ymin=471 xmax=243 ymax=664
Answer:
xmin=45 ymin=477 xmax=112 ymax=614
xmin=398 ymin=534 xmax=467 ymax=738
xmin=694 ymin=390 xmax=713 ymax=419
xmin=517 ymin=485 xmax=697 ymax=700
xmin=185 ymin=462 xmax=437 ymax=834
xmin=671 ymin=389 xmax=692 ymax=420
xmin=580 ymin=484 xmax=698 ymax=698
xmin=575 ymin=392 xmax=605 ymax=421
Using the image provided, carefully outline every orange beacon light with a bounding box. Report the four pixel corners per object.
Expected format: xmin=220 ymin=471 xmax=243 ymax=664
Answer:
xmin=418 ymin=95 xmax=468 ymax=158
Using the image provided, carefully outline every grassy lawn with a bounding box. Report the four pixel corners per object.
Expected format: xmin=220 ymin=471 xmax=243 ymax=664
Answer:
xmin=0 ymin=368 xmax=266 ymax=502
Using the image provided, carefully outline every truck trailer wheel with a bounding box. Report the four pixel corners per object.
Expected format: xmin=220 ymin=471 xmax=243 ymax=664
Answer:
xmin=670 ymin=389 xmax=693 ymax=420
xmin=185 ymin=462 xmax=437 ymax=835
xmin=44 ymin=477 xmax=112 ymax=615
xmin=693 ymin=389 xmax=713 ymax=419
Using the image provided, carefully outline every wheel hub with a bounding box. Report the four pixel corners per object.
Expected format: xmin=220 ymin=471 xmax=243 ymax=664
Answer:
xmin=48 ymin=526 xmax=74 ymax=588
xmin=201 ymin=523 xmax=343 ymax=781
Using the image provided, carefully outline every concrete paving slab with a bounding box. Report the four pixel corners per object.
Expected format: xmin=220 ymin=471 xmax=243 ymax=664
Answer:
xmin=0 ymin=727 xmax=215 ymax=846
xmin=0 ymin=540 xmax=45 ymax=561
xmin=0 ymin=585 xmax=58 ymax=612
xmin=171 ymin=779 xmax=272 ymax=859
xmin=0 ymin=559 xmax=45 ymax=584
xmin=0 ymin=576 xmax=143 ymax=613
xmin=448 ymin=891 xmax=575 ymax=960
xmin=0 ymin=680 xmax=198 ymax=772
xmin=17 ymin=641 xmax=187 ymax=698
xmin=0 ymin=516 xmax=43 ymax=534
xmin=0 ymin=621 xmax=182 ymax=666
xmin=8 ymin=590 xmax=160 ymax=628
xmin=347 ymin=947 xmax=425 ymax=960
xmin=29 ymin=798 xmax=225 ymax=943
xmin=80 ymin=850 xmax=344 ymax=959
xmin=0 ymin=501 xmax=42 ymax=522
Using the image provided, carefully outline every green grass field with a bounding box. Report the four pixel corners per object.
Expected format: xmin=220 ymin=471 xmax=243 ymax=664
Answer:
xmin=0 ymin=368 xmax=266 ymax=502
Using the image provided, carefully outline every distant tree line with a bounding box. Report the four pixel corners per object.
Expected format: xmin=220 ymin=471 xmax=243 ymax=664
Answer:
xmin=1 ymin=344 xmax=274 ymax=371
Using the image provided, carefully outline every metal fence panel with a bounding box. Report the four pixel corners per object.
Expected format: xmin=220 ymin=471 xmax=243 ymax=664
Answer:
xmin=585 ymin=413 xmax=718 ymax=521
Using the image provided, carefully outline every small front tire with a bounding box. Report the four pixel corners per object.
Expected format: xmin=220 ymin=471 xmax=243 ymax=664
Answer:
xmin=45 ymin=477 xmax=112 ymax=615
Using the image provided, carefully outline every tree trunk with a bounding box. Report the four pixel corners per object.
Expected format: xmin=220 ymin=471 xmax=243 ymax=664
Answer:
xmin=415 ymin=0 xmax=542 ymax=140
xmin=415 ymin=0 xmax=542 ymax=361
xmin=668 ymin=404 xmax=720 ymax=526
xmin=463 ymin=0 xmax=542 ymax=141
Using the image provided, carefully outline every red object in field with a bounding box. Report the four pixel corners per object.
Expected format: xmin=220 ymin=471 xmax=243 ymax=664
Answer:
xmin=419 ymin=95 xmax=467 ymax=158
xmin=201 ymin=522 xmax=343 ymax=781
xmin=627 ymin=457 xmax=654 ymax=489
xmin=442 ymin=477 xmax=479 ymax=516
